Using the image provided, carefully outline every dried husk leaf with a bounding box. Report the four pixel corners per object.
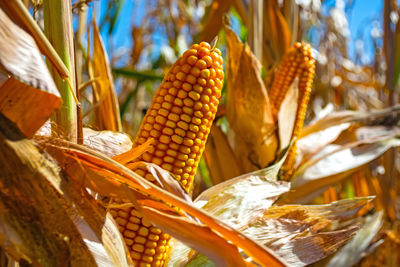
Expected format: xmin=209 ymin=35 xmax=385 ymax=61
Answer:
xmin=287 ymin=136 xmax=400 ymax=203
xmin=88 ymin=17 xmax=121 ymax=132
xmin=199 ymin=0 xmax=231 ymax=42
xmin=326 ymin=211 xmax=383 ymax=267
xmin=139 ymin=200 xmax=249 ymax=267
xmin=83 ymin=127 xmax=133 ymax=157
xmin=225 ymin=21 xmax=277 ymax=172
xmin=203 ymin=124 xmax=242 ymax=184
xmin=42 ymin=140 xmax=286 ymax=267
xmin=0 ymin=8 xmax=61 ymax=138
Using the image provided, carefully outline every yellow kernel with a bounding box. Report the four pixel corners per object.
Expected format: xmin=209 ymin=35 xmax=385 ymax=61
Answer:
xmin=154 ymin=150 xmax=165 ymax=157
xmin=171 ymin=106 xmax=181 ymax=114
xmin=214 ymin=48 xmax=222 ymax=55
xmin=173 ymin=167 xmax=183 ymax=174
xmin=186 ymin=74 xmax=197 ymax=85
xmin=135 ymin=169 xmax=146 ymax=177
xmin=186 ymin=131 xmax=196 ymax=139
xmin=138 ymin=227 xmax=149 ymax=236
xmin=171 ymin=134 xmax=183 ymax=144
xmin=192 ymin=146 xmax=200 ymax=153
xmin=158 ymin=108 xmax=169 ymax=117
xmin=194 ymin=110 xmax=203 ymax=118
xmin=164 ymin=81 xmax=173 ymax=89
xmin=168 ymin=73 xmax=176 ymax=81
xmin=162 ymin=127 xmax=173 ymax=135
xmin=156 ymin=246 xmax=166 ymax=253
xmin=217 ymin=69 xmax=224 ymax=79
xmin=142 ymin=152 xmax=152 ymax=161
xmin=175 ymin=160 xmax=185 ymax=168
xmin=145 ymin=248 xmax=156 ymax=256
xmin=182 ymin=106 xmax=193 ymax=115
xmin=124 ymin=230 xmax=136 ymax=238
xmin=132 ymin=244 xmax=145 ymax=253
xmin=142 ymin=218 xmax=152 ymax=227
xmin=140 ymin=261 xmax=151 ymax=267
xmin=184 ymin=166 xmax=193 ymax=173
xmin=159 ymin=88 xmax=167 ymax=96
xmin=146 ymin=241 xmax=157 ymax=248
xmin=166 ymin=149 xmax=177 ymax=157
xmin=150 ymin=110 xmax=157 ymax=116
xmin=198 ymin=78 xmax=207 ymax=87
xmin=212 ymin=61 xmax=221 ymax=69
xmin=161 ymin=163 xmax=173 ymax=171
xmin=150 ymin=129 xmax=160 ymax=138
xmin=165 ymin=120 xmax=176 ymax=128
xmin=192 ymin=117 xmax=202 ymax=125
xmin=203 ymin=56 xmax=213 ymax=67
xmin=183 ymin=138 xmax=194 ymax=146
xmin=164 ymin=156 xmax=174 ymax=163
xmin=176 ymin=72 xmax=186 ymax=81
xmin=153 ymin=123 xmax=162 ymax=130
xmin=188 ymin=91 xmax=201 ymax=101
xmin=200 ymin=42 xmax=211 ymax=49
xmin=168 ymin=113 xmax=180 ymax=122
xmin=162 ymin=102 xmax=172 ymax=109
xmin=187 ymin=55 xmax=198 ymax=65
xmin=130 ymin=251 xmax=142 ymax=260
xmin=148 ymin=234 xmax=159 ymax=241
xmin=195 ymin=59 xmax=207 ymax=69
xmin=183 ymin=98 xmax=194 ymax=107
xmin=216 ymin=78 xmax=223 ymax=88
xmin=177 ymin=121 xmax=189 ymax=130
xmin=190 ymin=67 xmax=201 ymax=77
xmin=181 ymin=114 xmax=191 ymax=122
xmin=181 ymin=64 xmax=191 ymax=73
xmin=155 ymin=96 xmax=163 ymax=103
xmin=159 ymin=135 xmax=171 ymax=144
xmin=177 ymin=90 xmax=188 ymax=99
xmin=164 ymin=94 xmax=174 ymax=103
xmin=179 ymin=146 xmax=191 ymax=153
xmin=169 ymin=142 xmax=179 ymax=150
xmin=194 ymin=102 xmax=203 ymax=110
xmin=155 ymin=115 xmax=166 ymax=124
xmin=175 ymin=128 xmax=186 ymax=137
xmin=137 ymin=137 xmax=146 ymax=144
xmin=173 ymin=80 xmax=182 ymax=88
xmin=201 ymin=95 xmax=210 ymax=103
xmin=206 ymin=78 xmax=215 ymax=87
xmin=124 ymin=238 xmax=134 ymax=246
xmin=147 ymin=115 xmax=155 ymax=123
xmin=141 ymin=130 xmax=149 ymax=138
xmin=198 ymin=47 xmax=210 ymax=58
xmin=182 ymin=82 xmax=192 ymax=91
xmin=190 ymin=124 xmax=199 ymax=132
xmin=152 ymin=158 xmax=162 ymax=166
xmin=183 ymin=48 xmax=197 ymax=57
xmin=174 ymin=98 xmax=183 ymax=106
xmin=182 ymin=177 xmax=189 ymax=184
xmin=177 ymin=154 xmax=188 ymax=161
xmin=172 ymin=65 xmax=180 ymax=74
xmin=205 ymin=111 xmax=213 ymax=119
xmin=204 ymin=87 xmax=212 ymax=95
xmin=168 ymin=87 xmax=178 ymax=96
xmin=195 ymin=138 xmax=202 ymax=145
xmin=200 ymin=69 xmax=210 ymax=78
xmin=142 ymin=256 xmax=154 ymax=263
xmin=144 ymin=123 xmax=153 ymax=131
xmin=150 ymin=227 xmax=162 ymax=234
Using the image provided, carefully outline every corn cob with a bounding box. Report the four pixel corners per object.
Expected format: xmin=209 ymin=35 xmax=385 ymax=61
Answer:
xmin=110 ymin=41 xmax=224 ymax=266
xmin=268 ymin=42 xmax=315 ymax=179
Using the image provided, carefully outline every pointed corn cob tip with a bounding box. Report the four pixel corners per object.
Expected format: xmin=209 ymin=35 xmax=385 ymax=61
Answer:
xmin=111 ymin=41 xmax=224 ymax=266
xmin=268 ymin=42 xmax=316 ymax=180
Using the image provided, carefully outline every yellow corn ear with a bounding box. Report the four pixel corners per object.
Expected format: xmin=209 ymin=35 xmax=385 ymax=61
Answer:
xmin=110 ymin=41 xmax=224 ymax=266
xmin=268 ymin=42 xmax=315 ymax=179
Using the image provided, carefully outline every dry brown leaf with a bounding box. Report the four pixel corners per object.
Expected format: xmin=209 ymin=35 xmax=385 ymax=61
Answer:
xmin=0 ymin=8 xmax=61 ymax=138
xmin=278 ymin=78 xmax=299 ymax=152
xmin=83 ymin=127 xmax=133 ymax=158
xmin=203 ymin=124 xmax=242 ymax=184
xmin=139 ymin=200 xmax=249 ymax=267
xmin=286 ymin=136 xmax=400 ymax=203
xmin=225 ymin=21 xmax=277 ymax=172
xmin=0 ymin=118 xmax=96 ymax=266
xmin=42 ymin=139 xmax=286 ymax=267
xmin=88 ymin=16 xmax=121 ymax=132
xmin=199 ymin=0 xmax=231 ymax=42
xmin=263 ymin=0 xmax=292 ymax=64
xmin=242 ymin=198 xmax=371 ymax=266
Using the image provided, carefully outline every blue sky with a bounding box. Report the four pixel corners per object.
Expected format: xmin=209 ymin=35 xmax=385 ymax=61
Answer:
xmin=91 ymin=0 xmax=384 ymax=66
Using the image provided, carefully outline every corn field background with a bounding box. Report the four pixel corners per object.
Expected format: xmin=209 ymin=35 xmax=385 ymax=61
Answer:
xmin=0 ymin=0 xmax=399 ymax=266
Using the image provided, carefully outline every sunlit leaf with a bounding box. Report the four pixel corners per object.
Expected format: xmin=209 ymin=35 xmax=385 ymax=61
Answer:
xmin=88 ymin=16 xmax=121 ymax=132
xmin=225 ymin=20 xmax=277 ymax=172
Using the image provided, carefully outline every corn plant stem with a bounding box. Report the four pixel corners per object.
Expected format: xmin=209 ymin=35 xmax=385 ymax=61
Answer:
xmin=43 ymin=0 xmax=77 ymax=142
